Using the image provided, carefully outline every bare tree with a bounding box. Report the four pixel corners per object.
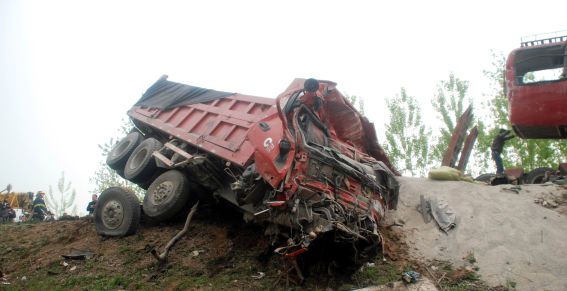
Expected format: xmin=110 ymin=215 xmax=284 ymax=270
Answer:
xmin=46 ymin=172 xmax=76 ymax=218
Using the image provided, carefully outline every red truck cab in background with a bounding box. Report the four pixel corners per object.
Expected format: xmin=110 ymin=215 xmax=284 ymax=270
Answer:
xmin=506 ymin=32 xmax=567 ymax=139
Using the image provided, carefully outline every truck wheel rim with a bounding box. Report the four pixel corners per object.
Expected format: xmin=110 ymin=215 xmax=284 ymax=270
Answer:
xmin=102 ymin=200 xmax=124 ymax=229
xmin=150 ymin=181 xmax=174 ymax=206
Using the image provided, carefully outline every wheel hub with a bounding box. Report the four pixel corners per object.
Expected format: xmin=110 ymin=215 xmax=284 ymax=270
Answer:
xmin=102 ymin=200 xmax=124 ymax=230
xmin=150 ymin=181 xmax=174 ymax=205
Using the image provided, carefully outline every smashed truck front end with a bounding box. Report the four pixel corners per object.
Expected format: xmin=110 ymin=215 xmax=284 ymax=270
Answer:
xmin=243 ymin=78 xmax=399 ymax=259
xmin=121 ymin=76 xmax=398 ymax=264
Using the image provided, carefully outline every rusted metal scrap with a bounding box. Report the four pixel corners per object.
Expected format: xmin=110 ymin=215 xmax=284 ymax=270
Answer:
xmin=442 ymin=105 xmax=478 ymax=172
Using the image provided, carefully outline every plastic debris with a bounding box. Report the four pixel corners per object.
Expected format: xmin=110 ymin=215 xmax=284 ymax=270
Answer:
xmin=428 ymin=166 xmax=462 ymax=181
xmin=534 ymin=198 xmax=559 ymax=208
xmin=401 ymin=271 xmax=421 ymax=283
xmin=191 ymin=250 xmax=205 ymax=257
xmin=61 ymin=249 xmax=95 ymax=260
xmin=417 ymin=195 xmax=456 ymax=232
xmin=0 ymin=272 xmax=9 ymax=285
xmin=251 ymin=272 xmax=265 ymax=280
xmin=429 ymin=166 xmax=473 ymax=182
xmin=502 ymin=186 xmax=521 ymax=194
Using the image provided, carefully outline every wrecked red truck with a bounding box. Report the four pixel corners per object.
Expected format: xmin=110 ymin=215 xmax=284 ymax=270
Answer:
xmin=98 ymin=76 xmax=399 ymax=262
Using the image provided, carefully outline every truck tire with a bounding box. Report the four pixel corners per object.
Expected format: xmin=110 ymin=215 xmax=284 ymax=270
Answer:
xmin=475 ymin=173 xmax=495 ymax=183
xmin=106 ymin=132 xmax=143 ymax=172
xmin=124 ymin=138 xmax=163 ymax=183
xmin=95 ymin=187 xmax=141 ymax=237
xmin=143 ymin=170 xmax=193 ymax=222
xmin=525 ymin=167 xmax=554 ymax=184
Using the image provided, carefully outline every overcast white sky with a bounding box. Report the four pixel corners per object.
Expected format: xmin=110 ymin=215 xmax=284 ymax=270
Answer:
xmin=1 ymin=0 xmax=565 ymax=214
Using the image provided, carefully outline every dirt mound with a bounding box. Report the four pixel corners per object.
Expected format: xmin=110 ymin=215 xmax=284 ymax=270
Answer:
xmin=395 ymin=177 xmax=567 ymax=291
xmin=0 ymin=185 xmax=519 ymax=290
xmin=0 ymin=203 xmax=419 ymax=290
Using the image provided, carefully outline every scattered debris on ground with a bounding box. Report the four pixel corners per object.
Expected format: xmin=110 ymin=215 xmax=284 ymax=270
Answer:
xmin=5 ymin=176 xmax=565 ymax=290
xmin=0 ymin=200 xmax=506 ymax=290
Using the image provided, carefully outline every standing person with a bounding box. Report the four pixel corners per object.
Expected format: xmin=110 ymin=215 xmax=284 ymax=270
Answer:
xmin=32 ymin=191 xmax=48 ymax=221
xmin=86 ymin=194 xmax=98 ymax=215
xmin=491 ymin=129 xmax=515 ymax=175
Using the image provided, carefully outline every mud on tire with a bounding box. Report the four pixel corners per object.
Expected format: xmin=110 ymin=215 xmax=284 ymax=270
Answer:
xmin=106 ymin=131 xmax=143 ymax=173
xmin=143 ymin=170 xmax=194 ymax=222
xmin=124 ymin=138 xmax=163 ymax=183
xmin=95 ymin=187 xmax=141 ymax=237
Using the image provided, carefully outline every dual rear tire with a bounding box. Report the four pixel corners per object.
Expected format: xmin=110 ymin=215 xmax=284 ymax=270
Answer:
xmin=106 ymin=133 xmax=164 ymax=189
xmin=99 ymin=133 xmax=196 ymax=236
xmin=106 ymin=132 xmax=144 ymax=176
xmin=95 ymin=170 xmax=196 ymax=236
xmin=124 ymin=138 xmax=164 ymax=185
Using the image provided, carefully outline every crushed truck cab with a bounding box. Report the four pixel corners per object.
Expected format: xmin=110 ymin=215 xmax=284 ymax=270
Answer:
xmin=101 ymin=76 xmax=399 ymax=262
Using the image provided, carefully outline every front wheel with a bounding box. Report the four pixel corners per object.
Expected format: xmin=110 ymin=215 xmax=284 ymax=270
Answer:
xmin=95 ymin=187 xmax=141 ymax=237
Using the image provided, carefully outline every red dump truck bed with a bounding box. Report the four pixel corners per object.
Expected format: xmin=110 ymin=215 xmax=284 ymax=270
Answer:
xmin=129 ymin=93 xmax=275 ymax=166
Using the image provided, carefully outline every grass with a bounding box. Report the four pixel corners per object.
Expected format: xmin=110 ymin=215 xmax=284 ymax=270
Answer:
xmin=38 ymin=235 xmax=50 ymax=247
xmin=464 ymin=251 xmax=477 ymax=264
xmin=60 ymin=274 xmax=133 ymax=290
xmin=351 ymin=261 xmax=402 ymax=287
xmin=505 ymin=279 xmax=517 ymax=290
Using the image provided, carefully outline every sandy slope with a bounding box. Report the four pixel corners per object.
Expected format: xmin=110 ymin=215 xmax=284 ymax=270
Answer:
xmin=393 ymin=177 xmax=567 ymax=291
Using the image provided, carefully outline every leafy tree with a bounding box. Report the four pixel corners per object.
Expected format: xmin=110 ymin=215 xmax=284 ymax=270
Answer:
xmin=383 ymin=88 xmax=430 ymax=176
xmin=345 ymin=94 xmax=365 ymax=115
xmin=430 ymin=73 xmax=471 ymax=165
xmin=90 ymin=119 xmax=144 ymax=199
xmin=471 ymin=52 xmax=508 ymax=174
xmin=46 ymin=172 xmax=76 ymax=218
xmin=479 ymin=51 xmax=567 ymax=172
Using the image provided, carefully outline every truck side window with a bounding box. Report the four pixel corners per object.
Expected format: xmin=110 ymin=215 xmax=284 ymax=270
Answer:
xmin=515 ymin=44 xmax=566 ymax=85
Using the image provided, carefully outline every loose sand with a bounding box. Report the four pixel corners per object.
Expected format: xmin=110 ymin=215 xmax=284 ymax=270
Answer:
xmin=393 ymin=177 xmax=567 ymax=291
